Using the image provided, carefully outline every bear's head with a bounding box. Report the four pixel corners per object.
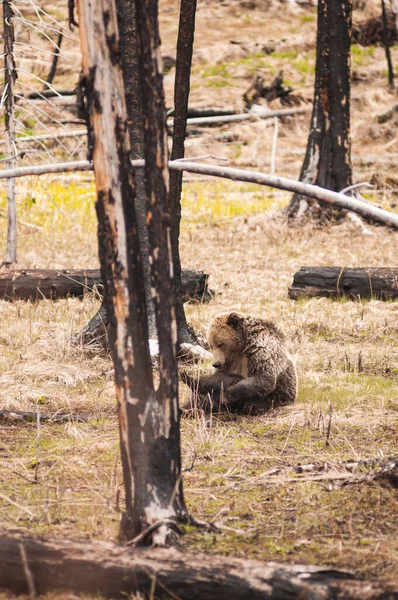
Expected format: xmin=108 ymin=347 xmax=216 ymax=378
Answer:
xmin=206 ymin=312 xmax=246 ymax=373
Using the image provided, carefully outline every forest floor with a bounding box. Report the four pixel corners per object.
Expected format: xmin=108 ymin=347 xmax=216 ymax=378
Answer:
xmin=0 ymin=0 xmax=397 ymax=594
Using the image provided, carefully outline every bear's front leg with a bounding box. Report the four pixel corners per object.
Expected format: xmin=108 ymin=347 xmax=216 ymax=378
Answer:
xmin=225 ymin=374 xmax=277 ymax=412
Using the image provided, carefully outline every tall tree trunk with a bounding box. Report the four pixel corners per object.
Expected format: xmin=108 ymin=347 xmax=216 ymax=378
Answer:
xmin=116 ymin=0 xmax=157 ymax=339
xmin=132 ymin=0 xmax=188 ymax=541
xmin=76 ymin=0 xmax=187 ymax=545
xmin=3 ymin=0 xmax=17 ymax=265
xmin=287 ymin=0 xmax=353 ymax=221
xmin=381 ymin=0 xmax=395 ymax=88
xmin=169 ymin=0 xmax=198 ymax=345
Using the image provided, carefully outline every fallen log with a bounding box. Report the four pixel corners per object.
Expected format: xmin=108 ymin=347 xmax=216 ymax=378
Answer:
xmin=0 ymin=530 xmax=397 ymax=600
xmin=0 ymin=269 xmax=211 ymax=302
xmin=289 ymin=267 xmax=398 ymax=300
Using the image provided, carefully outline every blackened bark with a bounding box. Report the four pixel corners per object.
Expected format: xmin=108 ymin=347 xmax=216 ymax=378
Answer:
xmin=169 ymin=0 xmax=198 ymax=345
xmin=116 ymin=0 xmax=157 ymax=339
xmin=43 ymin=31 xmax=63 ymax=90
xmin=3 ymin=0 xmax=17 ymax=265
xmin=288 ymin=0 xmax=352 ymax=221
xmin=381 ymin=0 xmax=395 ymax=89
xmin=131 ymin=0 xmax=188 ymax=538
xmin=289 ymin=267 xmax=398 ymax=300
xmin=77 ymin=0 xmax=187 ymax=545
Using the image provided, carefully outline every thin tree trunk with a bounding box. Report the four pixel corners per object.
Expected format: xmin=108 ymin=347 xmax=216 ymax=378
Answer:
xmin=43 ymin=31 xmax=63 ymax=90
xmin=288 ymin=0 xmax=352 ymax=221
xmin=3 ymin=0 xmax=17 ymax=265
xmin=381 ymin=0 xmax=395 ymax=88
xmin=76 ymin=0 xmax=187 ymax=545
xmin=132 ymin=0 xmax=188 ymax=539
xmin=116 ymin=0 xmax=157 ymax=339
xmin=169 ymin=0 xmax=198 ymax=345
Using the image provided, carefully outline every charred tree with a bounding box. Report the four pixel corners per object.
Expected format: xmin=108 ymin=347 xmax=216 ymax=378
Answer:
xmin=168 ymin=0 xmax=198 ymax=345
xmin=43 ymin=31 xmax=63 ymax=90
xmin=76 ymin=0 xmax=187 ymax=544
xmin=287 ymin=0 xmax=353 ymax=221
xmin=381 ymin=0 xmax=395 ymax=89
xmin=116 ymin=0 xmax=157 ymax=339
xmin=3 ymin=0 xmax=17 ymax=265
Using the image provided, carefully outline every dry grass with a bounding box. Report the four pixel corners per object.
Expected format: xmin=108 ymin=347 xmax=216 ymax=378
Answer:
xmin=0 ymin=0 xmax=397 ymax=592
xmin=0 ymin=173 xmax=397 ymax=583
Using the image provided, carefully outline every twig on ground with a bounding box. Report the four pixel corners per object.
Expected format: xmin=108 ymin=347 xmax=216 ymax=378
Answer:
xmin=19 ymin=542 xmax=37 ymax=599
xmin=0 ymin=492 xmax=35 ymax=518
xmin=0 ymin=410 xmax=93 ymax=423
xmin=325 ymin=405 xmax=333 ymax=447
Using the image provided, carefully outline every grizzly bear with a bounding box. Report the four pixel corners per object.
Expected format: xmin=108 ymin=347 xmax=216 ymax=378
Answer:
xmin=181 ymin=311 xmax=297 ymax=414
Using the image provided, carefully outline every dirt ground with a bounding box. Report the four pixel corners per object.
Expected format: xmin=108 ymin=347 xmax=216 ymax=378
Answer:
xmin=0 ymin=0 xmax=397 ymax=593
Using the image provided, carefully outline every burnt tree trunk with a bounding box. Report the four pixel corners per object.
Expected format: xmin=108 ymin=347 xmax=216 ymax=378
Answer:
xmin=131 ymin=0 xmax=188 ymax=540
xmin=1 ymin=531 xmax=398 ymax=600
xmin=3 ymin=0 xmax=17 ymax=265
xmin=169 ymin=0 xmax=198 ymax=345
xmin=289 ymin=266 xmax=398 ymax=300
xmin=288 ymin=0 xmax=353 ymax=221
xmin=43 ymin=31 xmax=63 ymax=90
xmin=116 ymin=0 xmax=157 ymax=339
xmin=381 ymin=0 xmax=395 ymax=89
xmin=76 ymin=0 xmax=187 ymax=545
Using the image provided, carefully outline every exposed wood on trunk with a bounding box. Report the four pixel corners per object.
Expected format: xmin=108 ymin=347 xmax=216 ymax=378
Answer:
xmin=132 ymin=0 xmax=188 ymax=542
xmin=289 ymin=267 xmax=398 ymax=300
xmin=169 ymin=0 xmax=198 ymax=345
xmin=0 ymin=531 xmax=397 ymax=600
xmin=0 ymin=160 xmax=397 ymax=229
xmin=3 ymin=0 xmax=17 ymax=265
xmin=116 ymin=0 xmax=156 ymax=339
xmin=77 ymin=0 xmax=188 ymax=544
xmin=392 ymin=0 xmax=398 ymax=36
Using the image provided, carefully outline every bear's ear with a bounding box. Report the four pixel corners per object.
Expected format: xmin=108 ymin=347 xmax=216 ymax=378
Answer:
xmin=227 ymin=312 xmax=242 ymax=329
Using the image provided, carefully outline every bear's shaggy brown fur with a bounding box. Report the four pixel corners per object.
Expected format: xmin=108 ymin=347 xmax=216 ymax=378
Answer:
xmin=182 ymin=311 xmax=297 ymax=414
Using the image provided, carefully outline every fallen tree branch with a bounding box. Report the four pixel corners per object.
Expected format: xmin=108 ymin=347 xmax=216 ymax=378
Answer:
xmin=0 ymin=530 xmax=397 ymax=599
xmin=3 ymin=106 xmax=307 ymax=147
xmin=0 ymin=160 xmax=397 ymax=229
xmin=167 ymin=106 xmax=309 ymax=128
